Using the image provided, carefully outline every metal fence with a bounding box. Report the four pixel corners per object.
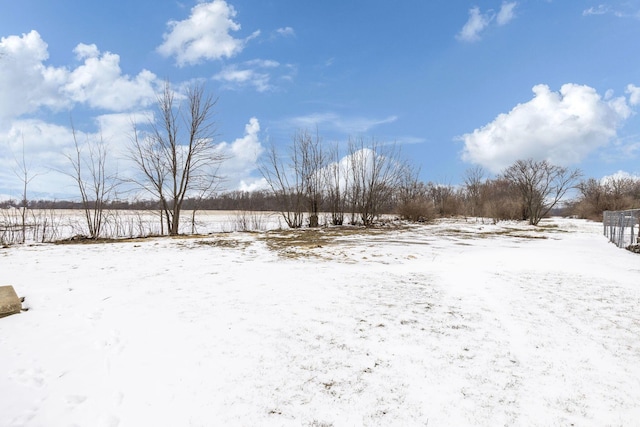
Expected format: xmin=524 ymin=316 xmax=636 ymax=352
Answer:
xmin=603 ymin=209 xmax=640 ymax=248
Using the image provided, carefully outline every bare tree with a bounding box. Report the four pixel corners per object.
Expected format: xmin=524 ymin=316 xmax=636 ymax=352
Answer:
xmin=480 ymin=177 xmax=522 ymax=223
xmin=348 ymin=138 xmax=405 ymax=226
xmin=604 ymin=175 xmax=638 ymax=211
xmin=574 ymin=178 xmax=607 ymax=220
xmin=259 ymin=138 xmax=308 ymax=229
xmin=65 ymin=124 xmax=117 ymax=239
xmin=426 ymin=182 xmax=462 ymax=217
xmin=572 ymin=175 xmax=640 ymax=219
xmin=395 ymin=164 xmax=434 ymax=222
xmin=502 ymin=159 xmax=581 ymax=225
xmin=130 ymin=81 xmax=223 ymax=236
xmin=262 ymin=133 xmax=415 ymax=227
xmin=12 ymin=135 xmax=42 ymax=243
xmin=297 ymin=129 xmax=326 ymax=227
xmin=324 ymin=142 xmax=348 ymax=226
xmin=463 ymin=165 xmax=485 ymax=218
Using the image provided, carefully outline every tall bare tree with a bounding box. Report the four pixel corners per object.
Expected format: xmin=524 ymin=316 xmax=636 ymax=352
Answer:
xmin=65 ymin=124 xmax=117 ymax=239
xmin=502 ymin=158 xmax=581 ymax=225
xmin=130 ymin=81 xmax=223 ymax=235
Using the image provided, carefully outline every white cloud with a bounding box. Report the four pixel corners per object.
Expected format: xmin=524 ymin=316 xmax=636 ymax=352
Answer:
xmin=457 ymin=7 xmax=492 ymax=42
xmin=601 ymin=170 xmax=640 ymax=185
xmin=395 ymin=136 xmax=427 ymax=145
xmin=457 ymin=3 xmax=517 ymax=42
xmin=0 ymin=113 xmax=155 ymax=200
xmin=460 ymin=83 xmax=633 ymax=172
xmin=95 ymin=111 xmax=152 ymax=138
xmin=223 ymin=117 xmax=263 ymax=163
xmin=213 ymin=60 xmax=294 ymax=92
xmin=0 ymin=31 xmax=160 ymax=197
xmin=583 ymin=4 xmax=640 ymax=18
xmin=0 ymin=28 xmax=267 ymax=197
xmin=157 ymin=0 xmax=258 ymax=66
xmin=94 ymin=111 xmax=154 ymax=158
xmin=276 ymin=27 xmax=296 ymax=37
xmin=238 ymin=177 xmax=268 ymax=192
xmin=214 ymin=66 xmax=271 ymax=92
xmin=286 ymin=113 xmax=398 ymax=134
xmin=0 ymin=31 xmax=70 ymax=119
xmin=0 ymin=31 xmax=160 ymax=122
xmin=583 ymin=5 xmax=610 ymax=16
xmin=63 ymin=44 xmax=159 ymax=111
xmin=320 ymin=146 xmax=405 ymax=194
xmin=627 ymin=84 xmax=640 ymax=106
xmin=216 ymin=117 xmax=265 ymax=190
xmin=497 ymin=2 xmax=517 ymax=25
xmin=0 ymin=120 xmax=81 ymax=198
xmin=246 ymin=59 xmax=280 ymax=68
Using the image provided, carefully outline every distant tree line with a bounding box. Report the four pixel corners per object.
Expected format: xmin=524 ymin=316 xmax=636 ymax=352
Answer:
xmin=0 ymin=191 xmax=281 ymax=212
xmin=5 ymin=147 xmax=640 ymax=231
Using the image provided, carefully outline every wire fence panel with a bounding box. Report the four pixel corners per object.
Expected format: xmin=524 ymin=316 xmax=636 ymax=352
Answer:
xmin=603 ymin=209 xmax=640 ymax=248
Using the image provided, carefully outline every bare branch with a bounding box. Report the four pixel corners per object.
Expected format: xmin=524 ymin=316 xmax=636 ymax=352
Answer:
xmin=128 ymin=81 xmax=224 ymax=235
xmin=502 ymin=159 xmax=581 ymax=225
xmin=63 ymin=121 xmax=119 ymax=238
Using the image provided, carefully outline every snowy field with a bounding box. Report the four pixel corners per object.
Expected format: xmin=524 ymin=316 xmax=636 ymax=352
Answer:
xmin=1 ymin=216 xmax=640 ymax=426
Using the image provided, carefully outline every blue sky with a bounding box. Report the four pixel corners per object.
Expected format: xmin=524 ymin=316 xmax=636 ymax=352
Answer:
xmin=1 ymin=0 xmax=640 ymax=199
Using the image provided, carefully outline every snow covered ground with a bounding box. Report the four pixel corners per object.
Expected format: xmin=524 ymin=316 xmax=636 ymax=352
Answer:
xmin=1 ymin=216 xmax=639 ymax=426
xmin=0 ymin=209 xmax=284 ymax=244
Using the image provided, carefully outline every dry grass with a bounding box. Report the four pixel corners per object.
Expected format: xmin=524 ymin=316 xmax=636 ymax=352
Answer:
xmin=435 ymin=228 xmax=549 ymax=240
xmin=258 ymin=225 xmax=412 ymax=258
xmin=51 ymin=232 xmax=225 ymax=246
xmin=48 ymin=220 xmax=560 ymax=253
xmin=52 ymin=235 xmax=161 ymax=245
xmin=193 ymin=239 xmax=251 ymax=250
xmin=260 ymin=229 xmax=343 ymax=259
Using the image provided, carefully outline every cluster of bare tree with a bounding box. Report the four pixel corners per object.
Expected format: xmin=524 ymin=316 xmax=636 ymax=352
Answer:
xmin=454 ymin=161 xmax=579 ymax=224
xmin=260 ymin=132 xmax=419 ymax=227
xmin=394 ymin=160 xmax=581 ymax=226
xmin=570 ymin=176 xmax=640 ymax=220
xmin=259 ymin=143 xmax=581 ymax=228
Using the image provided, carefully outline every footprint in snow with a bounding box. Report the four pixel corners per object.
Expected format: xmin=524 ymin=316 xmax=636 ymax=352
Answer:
xmin=9 ymin=367 xmax=46 ymax=389
xmin=65 ymin=394 xmax=88 ymax=408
